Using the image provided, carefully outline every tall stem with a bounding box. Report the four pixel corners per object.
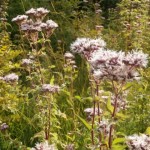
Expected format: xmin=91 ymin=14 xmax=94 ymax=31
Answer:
xmin=45 ymin=94 xmax=52 ymax=141
xmin=96 ymin=82 xmax=101 ymax=149
xmin=109 ymin=81 xmax=118 ymax=149
xmin=109 ymin=80 xmax=125 ymax=149
xmin=91 ymin=101 xmax=96 ymax=145
xmin=70 ymin=67 xmax=76 ymax=131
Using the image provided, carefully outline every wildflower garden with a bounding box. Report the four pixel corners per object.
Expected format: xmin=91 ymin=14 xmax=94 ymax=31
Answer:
xmin=0 ymin=0 xmax=150 ymax=149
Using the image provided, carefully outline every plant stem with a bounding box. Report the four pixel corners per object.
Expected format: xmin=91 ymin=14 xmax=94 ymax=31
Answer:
xmin=91 ymin=100 xmax=96 ymax=145
xmin=109 ymin=81 xmax=118 ymax=149
xmin=96 ymin=82 xmax=102 ymax=149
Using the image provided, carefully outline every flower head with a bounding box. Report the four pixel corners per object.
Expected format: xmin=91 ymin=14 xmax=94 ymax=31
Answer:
xmin=64 ymin=52 xmax=75 ymax=59
xmin=22 ymin=59 xmax=33 ymax=66
xmin=41 ymin=84 xmax=60 ymax=93
xmin=12 ymin=15 xmax=28 ymax=25
xmin=0 ymin=123 xmax=9 ymax=131
xmin=90 ymin=49 xmax=148 ymax=81
xmin=46 ymin=20 xmax=58 ymax=29
xmin=126 ymin=134 xmax=150 ymax=150
xmin=40 ymin=22 xmax=47 ymax=29
xmin=98 ymin=119 xmax=112 ymax=135
xmin=84 ymin=107 xmax=103 ymax=116
xmin=123 ymin=50 xmax=148 ymax=67
xmin=21 ymin=22 xmax=41 ymax=42
xmin=21 ymin=22 xmax=41 ymax=32
xmin=70 ymin=37 xmax=106 ymax=58
xmin=25 ymin=8 xmax=49 ymax=22
xmin=39 ymin=20 xmax=58 ymax=37
xmin=31 ymin=141 xmax=55 ymax=150
xmin=25 ymin=8 xmax=36 ymax=16
xmin=36 ymin=8 xmax=49 ymax=16
xmin=3 ymin=73 xmax=19 ymax=82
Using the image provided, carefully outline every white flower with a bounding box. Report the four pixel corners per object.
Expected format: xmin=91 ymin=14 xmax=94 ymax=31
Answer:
xmin=93 ymin=69 xmax=106 ymax=80
xmin=90 ymin=50 xmax=126 ymax=81
xmin=31 ymin=141 xmax=55 ymax=150
xmin=41 ymin=84 xmax=60 ymax=93
xmin=12 ymin=15 xmax=28 ymax=24
xmin=21 ymin=22 xmax=41 ymax=32
xmin=25 ymin=8 xmax=36 ymax=16
xmin=0 ymin=123 xmax=9 ymax=130
xmin=70 ymin=37 xmax=106 ymax=58
xmin=46 ymin=20 xmax=58 ymax=29
xmin=99 ymin=119 xmax=111 ymax=135
xmin=89 ymin=49 xmax=148 ymax=81
xmin=99 ymin=119 xmax=109 ymax=127
xmin=64 ymin=52 xmax=74 ymax=59
xmin=36 ymin=8 xmax=49 ymax=15
xmin=126 ymin=134 xmax=150 ymax=150
xmin=90 ymin=50 xmax=125 ymax=69
xmin=22 ymin=59 xmax=33 ymax=65
xmin=124 ymin=50 xmax=148 ymax=67
xmin=25 ymin=8 xmax=49 ymax=22
xmin=4 ymin=73 xmax=19 ymax=82
xmin=84 ymin=107 xmax=103 ymax=116
xmin=40 ymin=22 xmax=47 ymax=28
xmin=26 ymin=8 xmax=49 ymax=17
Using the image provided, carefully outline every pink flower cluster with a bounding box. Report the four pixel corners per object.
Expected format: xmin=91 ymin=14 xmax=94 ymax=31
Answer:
xmin=31 ymin=140 xmax=55 ymax=150
xmin=90 ymin=50 xmax=148 ymax=81
xmin=126 ymin=134 xmax=150 ymax=150
xmin=70 ymin=38 xmax=106 ymax=59
xmin=12 ymin=8 xmax=58 ymax=41
xmin=41 ymin=84 xmax=60 ymax=93
xmin=71 ymin=37 xmax=148 ymax=82
xmin=0 ymin=73 xmax=19 ymax=83
xmin=64 ymin=52 xmax=77 ymax=68
xmin=98 ymin=119 xmax=112 ymax=136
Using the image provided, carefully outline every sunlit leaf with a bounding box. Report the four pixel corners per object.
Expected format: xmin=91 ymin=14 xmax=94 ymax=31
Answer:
xmin=145 ymin=127 xmax=150 ymax=135
xmin=106 ymin=98 xmax=113 ymax=113
xmin=112 ymin=138 xmax=125 ymax=145
xmin=77 ymin=115 xmax=91 ymax=130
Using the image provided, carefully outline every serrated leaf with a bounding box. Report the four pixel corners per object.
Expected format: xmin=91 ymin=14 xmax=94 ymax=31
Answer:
xmin=77 ymin=115 xmax=91 ymax=130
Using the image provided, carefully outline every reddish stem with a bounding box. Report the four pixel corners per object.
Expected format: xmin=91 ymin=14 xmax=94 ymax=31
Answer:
xmin=96 ymin=83 xmax=102 ymax=149
xmin=91 ymin=101 xmax=96 ymax=145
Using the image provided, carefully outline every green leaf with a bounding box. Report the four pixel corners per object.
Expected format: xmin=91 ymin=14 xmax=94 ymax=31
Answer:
xmin=106 ymin=98 xmax=113 ymax=113
xmin=112 ymin=138 xmax=125 ymax=145
xmin=116 ymin=113 xmax=129 ymax=119
xmin=77 ymin=115 xmax=91 ymax=130
xmin=50 ymin=65 xmax=56 ymax=69
xmin=50 ymin=76 xmax=55 ymax=84
xmin=145 ymin=127 xmax=150 ymax=135
xmin=112 ymin=145 xmax=126 ymax=150
xmin=122 ymin=82 xmax=132 ymax=91
xmin=31 ymin=131 xmax=45 ymax=141
xmin=75 ymin=95 xmax=82 ymax=102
